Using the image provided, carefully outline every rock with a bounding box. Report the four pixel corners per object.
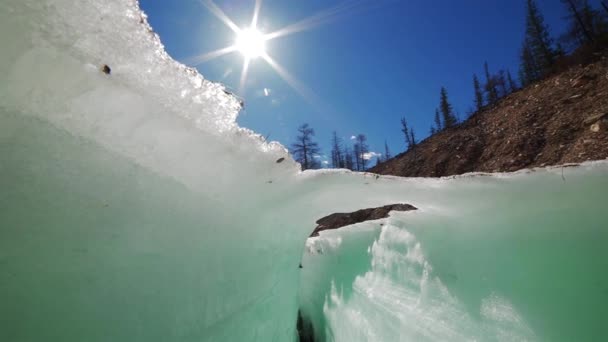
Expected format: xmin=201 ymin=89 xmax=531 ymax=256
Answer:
xmin=583 ymin=112 xmax=608 ymax=125
xmin=310 ymin=203 xmax=417 ymax=237
xmin=101 ymin=64 xmax=111 ymax=75
xmin=590 ymin=122 xmax=602 ymax=132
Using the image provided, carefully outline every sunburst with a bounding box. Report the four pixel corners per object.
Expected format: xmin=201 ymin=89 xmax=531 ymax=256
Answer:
xmin=189 ymin=0 xmax=377 ymax=102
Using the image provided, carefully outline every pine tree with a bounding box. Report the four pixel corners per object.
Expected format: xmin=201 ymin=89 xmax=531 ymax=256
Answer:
xmin=507 ymin=70 xmax=518 ymax=93
xmin=484 ymin=62 xmax=499 ymax=105
xmin=291 ymin=123 xmax=321 ymax=170
xmin=384 ymin=141 xmax=392 ymax=161
xmin=400 ymin=117 xmax=409 ymax=150
xmin=434 ymin=109 xmax=442 ymax=133
xmin=519 ymin=40 xmax=541 ymax=86
xmin=401 ymin=117 xmax=417 ymax=150
xmin=439 ymin=87 xmax=458 ymax=128
xmin=473 ymin=74 xmax=484 ymax=111
xmin=497 ymin=70 xmax=508 ymax=98
xmin=524 ymin=0 xmax=556 ymax=76
xmin=409 ymin=128 xmax=417 ymax=149
xmin=561 ymin=0 xmax=597 ymax=44
xmin=330 ymin=131 xmax=344 ymax=169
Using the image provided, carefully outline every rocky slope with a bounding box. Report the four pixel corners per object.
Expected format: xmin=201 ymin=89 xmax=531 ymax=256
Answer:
xmin=370 ymin=55 xmax=608 ymax=177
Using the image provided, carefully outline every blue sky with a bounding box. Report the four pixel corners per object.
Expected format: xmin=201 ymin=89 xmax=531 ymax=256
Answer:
xmin=139 ymin=0 xmax=575 ymax=165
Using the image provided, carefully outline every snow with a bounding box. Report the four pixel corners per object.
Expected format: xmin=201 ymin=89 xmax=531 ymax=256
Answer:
xmin=1 ymin=1 xmax=608 ymax=341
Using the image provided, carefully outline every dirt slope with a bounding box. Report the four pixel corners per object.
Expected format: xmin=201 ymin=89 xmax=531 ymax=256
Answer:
xmin=370 ymin=56 xmax=608 ymax=177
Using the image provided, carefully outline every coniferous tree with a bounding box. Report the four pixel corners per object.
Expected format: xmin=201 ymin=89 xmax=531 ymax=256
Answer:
xmin=484 ymin=62 xmax=499 ymax=105
xmin=409 ymin=128 xmax=417 ymax=149
xmin=507 ymin=70 xmax=518 ymax=93
xmin=524 ymin=0 xmax=556 ymax=76
xmin=497 ymin=70 xmax=508 ymax=98
xmin=401 ymin=117 xmax=417 ymax=150
xmin=400 ymin=117 xmax=409 ymax=149
xmin=330 ymin=131 xmax=344 ymax=168
xmin=473 ymin=74 xmax=484 ymax=111
xmin=602 ymin=1 xmax=608 ymax=14
xmin=439 ymin=87 xmax=458 ymax=128
xmin=384 ymin=141 xmax=392 ymax=161
xmin=519 ymin=41 xmax=541 ymax=86
xmin=561 ymin=0 xmax=597 ymax=45
xmin=291 ymin=123 xmax=321 ymax=170
xmin=434 ymin=109 xmax=443 ymax=133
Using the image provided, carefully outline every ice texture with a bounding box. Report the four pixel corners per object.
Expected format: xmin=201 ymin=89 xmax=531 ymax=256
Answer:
xmin=1 ymin=1 xmax=608 ymax=341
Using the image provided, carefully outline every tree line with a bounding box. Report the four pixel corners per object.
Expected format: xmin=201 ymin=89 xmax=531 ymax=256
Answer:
xmin=290 ymin=0 xmax=608 ymax=171
xmin=290 ymin=124 xmax=374 ymax=171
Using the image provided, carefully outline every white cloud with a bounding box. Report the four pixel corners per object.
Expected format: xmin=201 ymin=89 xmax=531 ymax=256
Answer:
xmin=322 ymin=161 xmax=329 ymax=165
xmin=350 ymin=135 xmax=356 ymax=140
xmin=271 ymin=98 xmax=280 ymax=106
xmin=362 ymin=151 xmax=382 ymax=160
xmin=263 ymin=88 xmax=271 ymax=96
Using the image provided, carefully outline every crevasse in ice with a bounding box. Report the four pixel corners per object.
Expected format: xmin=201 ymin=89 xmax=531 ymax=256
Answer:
xmin=1 ymin=1 xmax=607 ymax=341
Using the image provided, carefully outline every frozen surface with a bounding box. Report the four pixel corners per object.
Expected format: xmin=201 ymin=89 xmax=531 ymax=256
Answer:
xmin=1 ymin=1 xmax=607 ymax=341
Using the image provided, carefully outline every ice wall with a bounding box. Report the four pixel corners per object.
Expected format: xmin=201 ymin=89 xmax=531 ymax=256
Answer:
xmin=299 ymin=165 xmax=608 ymax=341
xmin=1 ymin=1 xmax=607 ymax=341
xmin=0 ymin=0 xmax=305 ymax=340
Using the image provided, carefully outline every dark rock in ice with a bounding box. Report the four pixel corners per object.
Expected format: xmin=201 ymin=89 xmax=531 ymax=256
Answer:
xmin=310 ymin=203 xmax=417 ymax=237
xmin=101 ymin=64 xmax=111 ymax=75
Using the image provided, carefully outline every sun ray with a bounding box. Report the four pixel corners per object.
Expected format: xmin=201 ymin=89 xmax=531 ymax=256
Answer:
xmin=192 ymin=0 xmax=361 ymax=113
xmin=261 ymin=53 xmax=323 ymax=109
xmin=264 ymin=0 xmax=375 ymax=41
xmin=200 ymin=0 xmax=241 ymax=34
xmin=239 ymin=58 xmax=251 ymax=94
xmin=251 ymin=0 xmax=263 ymax=29
xmin=186 ymin=45 xmax=238 ymax=66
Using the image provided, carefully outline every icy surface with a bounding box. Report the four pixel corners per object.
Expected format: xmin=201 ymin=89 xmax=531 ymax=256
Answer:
xmin=1 ymin=1 xmax=608 ymax=341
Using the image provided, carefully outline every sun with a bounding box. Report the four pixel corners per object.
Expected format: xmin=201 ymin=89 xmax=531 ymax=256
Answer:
xmin=235 ymin=28 xmax=266 ymax=59
xmin=194 ymin=0 xmax=348 ymax=96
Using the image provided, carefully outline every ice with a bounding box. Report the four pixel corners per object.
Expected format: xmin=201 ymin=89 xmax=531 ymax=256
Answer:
xmin=1 ymin=1 xmax=608 ymax=341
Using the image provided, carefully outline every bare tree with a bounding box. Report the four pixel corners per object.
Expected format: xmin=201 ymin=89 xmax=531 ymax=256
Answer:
xmin=344 ymin=146 xmax=354 ymax=171
xmin=330 ymin=131 xmax=344 ymax=168
xmin=291 ymin=123 xmax=321 ymax=170
xmin=354 ymin=134 xmax=369 ymax=171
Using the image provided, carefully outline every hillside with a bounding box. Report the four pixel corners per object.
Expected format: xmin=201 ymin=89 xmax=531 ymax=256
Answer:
xmin=370 ymin=55 xmax=608 ymax=177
